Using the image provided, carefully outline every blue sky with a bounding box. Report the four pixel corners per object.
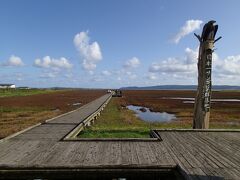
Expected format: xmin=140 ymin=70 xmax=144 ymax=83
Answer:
xmin=1 ymin=0 xmax=240 ymax=88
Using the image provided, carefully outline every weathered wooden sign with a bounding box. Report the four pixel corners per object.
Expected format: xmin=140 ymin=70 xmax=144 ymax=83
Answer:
xmin=193 ymin=20 xmax=221 ymax=129
xmin=203 ymin=49 xmax=212 ymax=112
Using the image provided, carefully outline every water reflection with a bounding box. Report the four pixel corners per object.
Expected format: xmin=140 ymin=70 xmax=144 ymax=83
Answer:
xmin=127 ymin=105 xmax=176 ymax=122
xmin=162 ymin=97 xmax=240 ymax=103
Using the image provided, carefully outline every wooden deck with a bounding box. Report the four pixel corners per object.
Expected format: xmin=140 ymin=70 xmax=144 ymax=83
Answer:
xmin=155 ymin=130 xmax=240 ymax=179
xmin=0 ymin=94 xmax=239 ymax=179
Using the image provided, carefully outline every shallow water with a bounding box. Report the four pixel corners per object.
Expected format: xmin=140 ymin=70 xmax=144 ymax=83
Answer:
xmin=162 ymin=97 xmax=240 ymax=103
xmin=127 ymin=105 xmax=176 ymax=123
xmin=72 ymin=102 xmax=81 ymax=106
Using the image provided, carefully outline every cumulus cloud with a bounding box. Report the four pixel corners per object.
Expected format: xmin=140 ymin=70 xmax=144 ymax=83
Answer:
xmin=173 ymin=20 xmax=203 ymax=44
xmin=34 ymin=56 xmax=72 ymax=70
xmin=2 ymin=55 xmax=24 ymax=66
xmin=210 ymin=54 xmax=240 ymax=84
xmin=149 ymin=47 xmax=198 ymax=78
xmin=149 ymin=58 xmax=190 ymax=73
xmin=117 ymin=77 xmax=122 ymax=81
xmin=74 ymin=31 xmax=102 ymax=71
xmin=146 ymin=73 xmax=157 ymax=80
xmin=123 ymin=57 xmax=140 ymax=69
xmin=215 ymin=55 xmax=240 ymax=76
xmin=102 ymin=57 xmax=141 ymax=84
xmin=101 ymin=70 xmax=111 ymax=76
xmin=185 ymin=47 xmax=198 ymax=64
xmin=125 ymin=71 xmax=137 ymax=79
xmin=149 ymin=46 xmax=240 ymax=85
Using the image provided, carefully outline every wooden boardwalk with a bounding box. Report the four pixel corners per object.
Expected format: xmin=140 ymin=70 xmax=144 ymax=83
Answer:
xmin=0 ymin=94 xmax=239 ymax=179
xmin=155 ymin=130 xmax=240 ymax=179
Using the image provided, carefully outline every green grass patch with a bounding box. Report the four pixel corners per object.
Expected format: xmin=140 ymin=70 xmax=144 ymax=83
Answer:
xmin=0 ymin=89 xmax=61 ymax=97
xmin=79 ymin=129 xmax=150 ymax=138
xmin=77 ymin=98 xmax=189 ymax=138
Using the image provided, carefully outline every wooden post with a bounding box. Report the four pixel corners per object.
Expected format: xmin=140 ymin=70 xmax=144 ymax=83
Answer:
xmin=193 ymin=20 xmax=221 ymax=129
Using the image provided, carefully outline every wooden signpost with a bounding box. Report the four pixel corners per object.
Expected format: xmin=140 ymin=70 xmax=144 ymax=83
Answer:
xmin=193 ymin=20 xmax=221 ymax=129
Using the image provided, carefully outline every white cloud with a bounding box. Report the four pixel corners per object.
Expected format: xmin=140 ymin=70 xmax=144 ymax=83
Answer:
xmin=149 ymin=47 xmax=198 ymax=78
xmin=211 ymin=54 xmax=240 ymax=84
xmin=88 ymin=70 xmax=95 ymax=75
xmin=82 ymin=59 xmax=96 ymax=71
xmin=2 ymin=55 xmax=24 ymax=66
xmin=125 ymin=71 xmax=137 ymax=79
xmin=34 ymin=56 xmax=72 ymax=70
xmin=101 ymin=57 xmax=141 ymax=84
xmin=101 ymin=70 xmax=111 ymax=76
xmin=149 ymin=46 xmax=240 ymax=85
xmin=117 ymin=77 xmax=122 ymax=81
xmin=173 ymin=20 xmax=203 ymax=44
xmin=149 ymin=58 xmax=190 ymax=73
xmin=215 ymin=55 xmax=240 ymax=76
xmin=124 ymin=57 xmax=140 ymax=69
xmin=146 ymin=73 xmax=157 ymax=80
xmin=74 ymin=31 xmax=102 ymax=71
xmin=185 ymin=47 xmax=198 ymax=64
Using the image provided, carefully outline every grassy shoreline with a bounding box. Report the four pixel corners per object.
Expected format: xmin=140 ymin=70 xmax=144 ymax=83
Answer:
xmin=78 ymin=98 xmax=151 ymax=138
xmin=78 ymin=98 xmax=191 ymax=138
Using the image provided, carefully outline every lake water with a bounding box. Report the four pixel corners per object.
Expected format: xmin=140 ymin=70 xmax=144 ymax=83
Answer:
xmin=127 ymin=105 xmax=176 ymax=123
xmin=162 ymin=97 xmax=240 ymax=104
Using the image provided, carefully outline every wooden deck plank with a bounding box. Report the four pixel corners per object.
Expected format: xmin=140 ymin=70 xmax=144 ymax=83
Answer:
xmin=0 ymin=140 xmax=27 ymax=159
xmin=153 ymin=142 xmax=175 ymax=165
xmin=159 ymin=133 xmax=192 ymax=171
xmin=69 ymin=142 xmax=90 ymax=166
xmin=83 ymin=142 xmax=103 ymax=166
xmin=205 ymin=132 xmax=240 ymax=159
xmin=101 ymin=142 xmax=112 ymax=165
xmin=205 ymin=132 xmax=240 ymax=149
xmin=41 ymin=142 xmax=79 ymax=167
xmin=158 ymin=131 xmax=240 ymax=179
xmin=135 ymin=142 xmax=150 ymax=165
xmin=194 ymin=132 xmax=240 ymax=167
xmin=120 ymin=141 xmax=132 ymax=165
xmin=173 ymin=132 xmax=216 ymax=168
xmin=184 ymin=132 xmax=238 ymax=168
xmin=144 ymin=142 xmax=159 ymax=165
xmin=162 ymin=132 xmax=201 ymax=169
xmin=46 ymin=94 xmax=111 ymax=124
xmin=0 ymin=140 xmax=40 ymax=165
xmin=129 ymin=142 xmax=140 ymax=165
xmin=93 ymin=141 xmax=109 ymax=166
xmin=109 ymin=142 xmax=121 ymax=165
xmin=207 ymin=132 xmax=240 ymax=155
xmin=93 ymin=141 xmax=106 ymax=165
xmin=177 ymin=132 xmax=240 ymax=179
xmin=177 ymin=132 xmax=224 ymax=169
xmin=23 ymin=141 xmax=59 ymax=167
xmin=12 ymin=134 xmax=65 ymax=141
